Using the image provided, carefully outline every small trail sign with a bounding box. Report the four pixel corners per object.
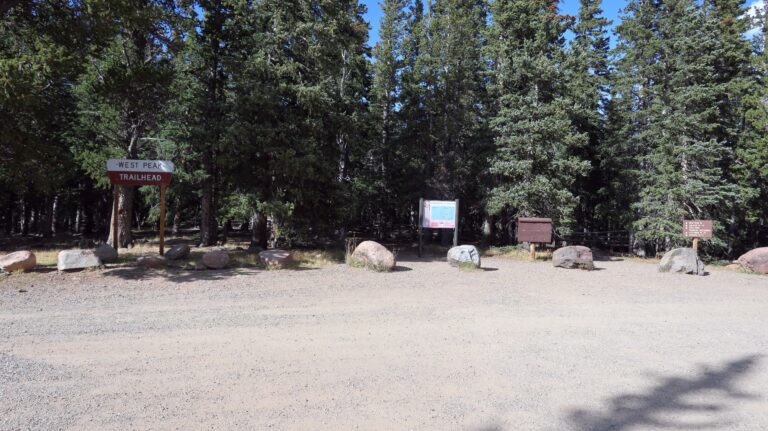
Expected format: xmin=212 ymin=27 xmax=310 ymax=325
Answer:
xmin=418 ymin=199 xmax=459 ymax=257
xmin=683 ymin=219 xmax=713 ymax=253
xmin=107 ymin=159 xmax=175 ymax=255
xmin=683 ymin=220 xmax=713 ymax=238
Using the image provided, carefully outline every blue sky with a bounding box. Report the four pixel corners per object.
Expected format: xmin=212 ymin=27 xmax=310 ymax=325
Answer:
xmin=362 ymin=0 xmax=765 ymax=46
xmin=362 ymin=0 xmax=629 ymax=46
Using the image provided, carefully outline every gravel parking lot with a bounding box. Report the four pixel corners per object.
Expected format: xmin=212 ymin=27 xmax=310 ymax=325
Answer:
xmin=1 ymin=255 xmax=767 ymax=430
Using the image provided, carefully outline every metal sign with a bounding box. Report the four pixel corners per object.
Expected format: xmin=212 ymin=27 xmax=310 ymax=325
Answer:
xmin=422 ymin=200 xmax=457 ymax=229
xmin=517 ymin=217 xmax=553 ymax=243
xmin=683 ymin=220 xmax=713 ymax=238
xmin=107 ymin=159 xmax=174 ymax=186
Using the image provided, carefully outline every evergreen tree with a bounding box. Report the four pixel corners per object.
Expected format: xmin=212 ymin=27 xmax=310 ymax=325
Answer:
xmin=566 ymin=0 xmax=611 ymax=230
xmin=486 ymin=0 xmax=589 ymax=232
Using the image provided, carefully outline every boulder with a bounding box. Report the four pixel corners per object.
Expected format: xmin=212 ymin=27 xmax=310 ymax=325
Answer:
xmin=165 ymin=244 xmax=191 ymax=261
xmin=552 ymin=246 xmax=594 ymax=270
xmin=259 ymin=249 xmax=293 ymax=267
xmin=658 ymin=248 xmax=705 ymax=276
xmin=736 ymin=247 xmax=768 ymax=274
xmin=137 ymin=255 xmax=167 ymax=269
xmin=350 ymin=241 xmax=396 ymax=272
xmin=202 ymin=250 xmax=230 ymax=269
xmin=0 ymin=251 xmax=36 ymax=273
xmin=447 ymin=245 xmax=481 ymax=268
xmin=94 ymin=244 xmax=118 ymax=263
xmin=57 ymin=250 xmax=101 ymax=271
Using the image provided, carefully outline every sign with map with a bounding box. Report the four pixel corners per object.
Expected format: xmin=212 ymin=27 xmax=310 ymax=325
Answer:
xmin=422 ymin=200 xmax=457 ymax=229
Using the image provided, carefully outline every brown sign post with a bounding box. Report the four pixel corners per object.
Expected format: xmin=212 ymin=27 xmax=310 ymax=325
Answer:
xmin=107 ymin=159 xmax=174 ymax=255
xmin=517 ymin=217 xmax=553 ymax=260
xmin=683 ymin=219 xmax=713 ymax=253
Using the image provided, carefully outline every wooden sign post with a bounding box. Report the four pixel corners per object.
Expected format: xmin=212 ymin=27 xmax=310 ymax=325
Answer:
xmin=517 ymin=218 xmax=553 ymax=261
xmin=683 ymin=219 xmax=713 ymax=253
xmin=107 ymin=159 xmax=174 ymax=255
xmin=418 ymin=199 xmax=459 ymax=257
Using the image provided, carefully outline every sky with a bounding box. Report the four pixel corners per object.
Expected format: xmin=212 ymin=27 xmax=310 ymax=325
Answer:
xmin=362 ymin=0 xmax=765 ymax=47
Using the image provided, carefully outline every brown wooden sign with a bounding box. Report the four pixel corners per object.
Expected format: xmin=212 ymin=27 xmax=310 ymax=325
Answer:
xmin=683 ymin=220 xmax=713 ymax=238
xmin=106 ymin=159 xmax=174 ymax=255
xmin=517 ymin=217 xmax=553 ymax=243
xmin=107 ymin=159 xmax=174 ymax=186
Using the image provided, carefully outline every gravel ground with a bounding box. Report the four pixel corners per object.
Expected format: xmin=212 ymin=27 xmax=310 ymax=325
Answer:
xmin=1 ymin=255 xmax=767 ymax=431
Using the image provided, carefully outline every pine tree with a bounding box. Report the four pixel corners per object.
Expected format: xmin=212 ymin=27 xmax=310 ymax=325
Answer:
xmin=613 ymin=0 xmax=739 ymax=251
xmin=486 ymin=0 xmax=589 ymax=232
xmin=566 ymin=0 xmax=611 ymax=230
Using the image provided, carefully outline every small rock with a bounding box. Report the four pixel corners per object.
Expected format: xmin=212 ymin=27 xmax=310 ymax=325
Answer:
xmin=552 ymin=246 xmax=594 ymax=270
xmin=137 ymin=255 xmax=167 ymax=269
xmin=93 ymin=244 xmax=118 ymax=263
xmin=259 ymin=249 xmax=293 ymax=267
xmin=165 ymin=244 xmax=191 ymax=261
xmin=447 ymin=245 xmax=481 ymax=268
xmin=202 ymin=250 xmax=229 ymax=269
xmin=57 ymin=250 xmax=101 ymax=271
xmin=725 ymin=263 xmax=742 ymax=271
xmin=0 ymin=251 xmax=36 ymax=272
xmin=659 ymin=248 xmax=705 ymax=276
xmin=349 ymin=241 xmax=396 ymax=272
xmin=195 ymin=261 xmax=207 ymax=271
xmin=736 ymin=247 xmax=768 ymax=274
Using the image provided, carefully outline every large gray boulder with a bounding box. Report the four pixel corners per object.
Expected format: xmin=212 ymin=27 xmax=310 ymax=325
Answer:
xmin=447 ymin=245 xmax=481 ymax=268
xmin=0 ymin=251 xmax=36 ymax=273
xmin=552 ymin=246 xmax=594 ymax=270
xmin=202 ymin=250 xmax=230 ymax=269
xmin=349 ymin=241 xmax=396 ymax=272
xmin=259 ymin=249 xmax=293 ymax=267
xmin=659 ymin=248 xmax=705 ymax=276
xmin=58 ymin=250 xmax=101 ymax=271
xmin=165 ymin=244 xmax=191 ymax=261
xmin=736 ymin=247 xmax=768 ymax=274
xmin=94 ymin=244 xmax=118 ymax=263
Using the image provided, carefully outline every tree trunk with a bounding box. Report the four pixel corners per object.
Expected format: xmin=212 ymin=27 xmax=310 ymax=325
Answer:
xmin=199 ymin=151 xmax=215 ymax=246
xmin=108 ymin=186 xmax=134 ymax=247
xmin=250 ymin=212 xmax=268 ymax=249
xmin=172 ymin=194 xmax=182 ymax=235
xmin=481 ymin=214 xmax=495 ymax=248
xmin=40 ymin=195 xmax=53 ymax=238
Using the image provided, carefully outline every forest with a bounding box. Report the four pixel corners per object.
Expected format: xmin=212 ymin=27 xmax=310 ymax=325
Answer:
xmin=1 ymin=0 xmax=768 ymax=258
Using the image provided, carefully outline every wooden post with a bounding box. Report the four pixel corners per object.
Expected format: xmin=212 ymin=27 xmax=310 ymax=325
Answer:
xmin=530 ymin=243 xmax=536 ymax=261
xmin=418 ymin=198 xmax=423 ymax=257
xmin=112 ymin=185 xmax=120 ymax=251
xmin=159 ymin=184 xmax=166 ymax=256
xmin=692 ymin=237 xmax=699 ymax=253
xmin=453 ymin=198 xmax=459 ymax=247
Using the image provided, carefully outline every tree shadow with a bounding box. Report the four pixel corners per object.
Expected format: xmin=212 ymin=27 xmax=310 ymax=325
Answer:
xmin=566 ymin=355 xmax=762 ymax=431
xmin=101 ymin=265 xmax=317 ymax=283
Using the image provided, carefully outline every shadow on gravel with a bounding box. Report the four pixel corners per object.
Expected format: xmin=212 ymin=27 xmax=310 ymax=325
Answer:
xmin=101 ymin=266 xmax=317 ymax=283
xmin=566 ymin=354 xmax=762 ymax=431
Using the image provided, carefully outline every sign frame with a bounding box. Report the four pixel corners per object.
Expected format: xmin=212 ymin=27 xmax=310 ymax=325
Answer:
xmin=418 ymin=198 xmax=459 ymax=257
xmin=516 ymin=217 xmax=554 ymax=260
xmin=107 ymin=159 xmax=174 ymax=256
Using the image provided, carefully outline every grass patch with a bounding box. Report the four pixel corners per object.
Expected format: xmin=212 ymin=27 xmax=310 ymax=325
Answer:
xmin=457 ymin=261 xmax=481 ymax=272
xmin=485 ymin=245 xmax=552 ymax=261
xmin=346 ymin=256 xmax=393 ymax=272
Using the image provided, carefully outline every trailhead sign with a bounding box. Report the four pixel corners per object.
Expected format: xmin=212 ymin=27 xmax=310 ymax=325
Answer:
xmin=106 ymin=159 xmax=175 ymax=255
xmin=422 ymin=200 xmax=457 ymax=229
xmin=683 ymin=220 xmax=713 ymax=238
xmin=107 ymin=159 xmax=174 ymax=186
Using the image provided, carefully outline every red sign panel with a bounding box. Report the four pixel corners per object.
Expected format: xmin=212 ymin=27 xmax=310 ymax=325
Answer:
xmin=517 ymin=217 xmax=553 ymax=243
xmin=107 ymin=159 xmax=174 ymax=186
xmin=683 ymin=220 xmax=713 ymax=238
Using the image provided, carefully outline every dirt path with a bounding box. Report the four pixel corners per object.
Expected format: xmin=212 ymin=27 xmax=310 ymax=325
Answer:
xmin=1 ymin=256 xmax=767 ymax=430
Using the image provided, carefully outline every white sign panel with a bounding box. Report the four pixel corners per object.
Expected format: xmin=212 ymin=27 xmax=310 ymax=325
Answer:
xmin=422 ymin=200 xmax=457 ymax=229
xmin=107 ymin=159 xmax=175 ymax=173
